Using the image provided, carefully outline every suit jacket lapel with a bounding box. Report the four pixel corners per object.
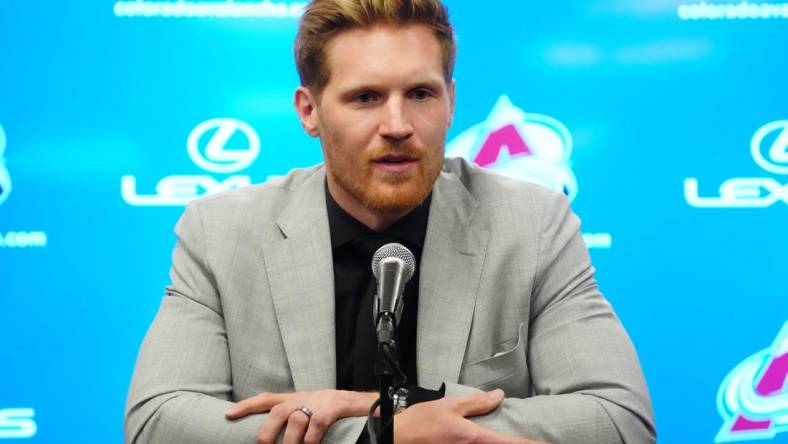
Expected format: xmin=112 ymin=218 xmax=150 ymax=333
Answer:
xmin=263 ymin=167 xmax=337 ymax=391
xmin=417 ymin=171 xmax=490 ymax=390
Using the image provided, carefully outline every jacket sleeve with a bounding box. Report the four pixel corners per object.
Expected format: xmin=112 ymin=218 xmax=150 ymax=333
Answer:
xmin=446 ymin=191 xmax=656 ymax=443
xmin=124 ymin=203 xmax=366 ymax=444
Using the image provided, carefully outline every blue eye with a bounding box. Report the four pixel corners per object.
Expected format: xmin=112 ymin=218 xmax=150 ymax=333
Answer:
xmin=354 ymin=92 xmax=378 ymax=103
xmin=411 ymin=88 xmax=433 ymax=101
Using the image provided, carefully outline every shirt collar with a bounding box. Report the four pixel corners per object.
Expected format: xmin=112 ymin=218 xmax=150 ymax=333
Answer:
xmin=326 ymin=182 xmax=431 ymax=251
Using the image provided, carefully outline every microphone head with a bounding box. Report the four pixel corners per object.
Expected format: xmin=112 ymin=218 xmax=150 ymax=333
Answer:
xmin=372 ymin=243 xmax=416 ymax=282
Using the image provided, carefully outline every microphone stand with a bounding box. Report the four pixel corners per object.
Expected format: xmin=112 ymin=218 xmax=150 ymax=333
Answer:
xmin=374 ymin=312 xmax=400 ymax=444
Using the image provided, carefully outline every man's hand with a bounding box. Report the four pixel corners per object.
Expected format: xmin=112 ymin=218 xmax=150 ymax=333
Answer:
xmin=393 ymin=389 xmax=548 ymax=444
xmin=224 ymin=389 xmax=376 ymax=444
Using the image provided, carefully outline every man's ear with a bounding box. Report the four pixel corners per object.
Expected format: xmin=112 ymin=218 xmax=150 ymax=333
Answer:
xmin=447 ymin=79 xmax=456 ymax=127
xmin=294 ymin=86 xmax=320 ymax=137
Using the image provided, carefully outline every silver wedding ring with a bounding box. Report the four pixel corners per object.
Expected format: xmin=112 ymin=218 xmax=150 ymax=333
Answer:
xmin=295 ymin=406 xmax=313 ymax=419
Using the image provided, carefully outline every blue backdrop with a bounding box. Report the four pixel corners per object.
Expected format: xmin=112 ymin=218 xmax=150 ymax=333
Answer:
xmin=1 ymin=1 xmax=787 ymax=442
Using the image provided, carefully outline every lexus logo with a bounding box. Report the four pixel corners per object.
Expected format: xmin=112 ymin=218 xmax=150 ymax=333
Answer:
xmin=751 ymin=120 xmax=788 ymax=175
xmin=684 ymin=120 xmax=788 ymax=208
xmin=121 ymin=118 xmax=260 ymax=206
xmin=186 ymin=118 xmax=261 ymax=173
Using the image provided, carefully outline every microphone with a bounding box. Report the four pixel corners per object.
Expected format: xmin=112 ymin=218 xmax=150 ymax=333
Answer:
xmin=371 ymin=243 xmax=416 ymax=344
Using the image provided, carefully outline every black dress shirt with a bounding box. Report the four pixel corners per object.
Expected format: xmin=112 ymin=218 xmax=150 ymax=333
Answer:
xmin=326 ymin=186 xmax=444 ymax=442
xmin=327 ymin=188 xmax=429 ymax=391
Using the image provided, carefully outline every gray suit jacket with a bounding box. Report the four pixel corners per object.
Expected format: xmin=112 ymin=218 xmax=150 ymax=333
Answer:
xmin=125 ymin=158 xmax=655 ymax=443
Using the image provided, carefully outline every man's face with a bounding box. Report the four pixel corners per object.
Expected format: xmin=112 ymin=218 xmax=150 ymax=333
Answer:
xmin=300 ymin=23 xmax=454 ymax=218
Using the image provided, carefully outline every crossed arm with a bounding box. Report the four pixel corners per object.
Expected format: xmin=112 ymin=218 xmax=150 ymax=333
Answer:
xmin=224 ymin=388 xmax=545 ymax=444
xmin=123 ymin=289 xmax=541 ymax=444
xmin=125 ymin=194 xmax=655 ymax=443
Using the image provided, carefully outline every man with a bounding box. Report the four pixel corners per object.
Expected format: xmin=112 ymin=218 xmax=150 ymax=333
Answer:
xmin=125 ymin=0 xmax=656 ymax=443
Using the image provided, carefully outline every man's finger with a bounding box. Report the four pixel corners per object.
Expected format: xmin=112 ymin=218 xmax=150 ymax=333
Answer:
xmin=303 ymin=411 xmax=332 ymax=444
xmin=282 ymin=409 xmax=310 ymax=444
xmin=452 ymin=389 xmax=505 ymax=417
xmin=225 ymin=392 xmax=288 ymax=419
xmin=256 ymin=403 xmax=294 ymax=444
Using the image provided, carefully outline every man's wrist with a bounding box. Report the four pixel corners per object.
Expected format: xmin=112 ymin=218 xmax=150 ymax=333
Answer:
xmin=347 ymin=390 xmax=379 ymax=416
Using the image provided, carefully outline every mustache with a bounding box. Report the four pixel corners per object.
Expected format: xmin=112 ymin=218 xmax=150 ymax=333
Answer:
xmin=364 ymin=144 xmax=427 ymax=161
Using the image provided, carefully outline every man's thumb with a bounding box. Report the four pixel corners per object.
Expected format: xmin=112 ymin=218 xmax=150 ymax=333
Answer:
xmin=455 ymin=389 xmax=505 ymax=417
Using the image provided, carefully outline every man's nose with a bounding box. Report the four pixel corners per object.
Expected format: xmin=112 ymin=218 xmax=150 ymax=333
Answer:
xmin=379 ymin=98 xmax=414 ymax=141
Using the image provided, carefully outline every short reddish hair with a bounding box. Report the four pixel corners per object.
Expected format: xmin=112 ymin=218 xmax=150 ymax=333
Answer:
xmin=294 ymin=0 xmax=456 ymax=95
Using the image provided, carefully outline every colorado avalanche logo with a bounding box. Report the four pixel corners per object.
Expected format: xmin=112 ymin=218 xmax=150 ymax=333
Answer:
xmin=716 ymin=322 xmax=788 ymax=442
xmin=446 ymin=95 xmax=577 ymax=200
xmin=0 ymin=124 xmax=11 ymax=205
